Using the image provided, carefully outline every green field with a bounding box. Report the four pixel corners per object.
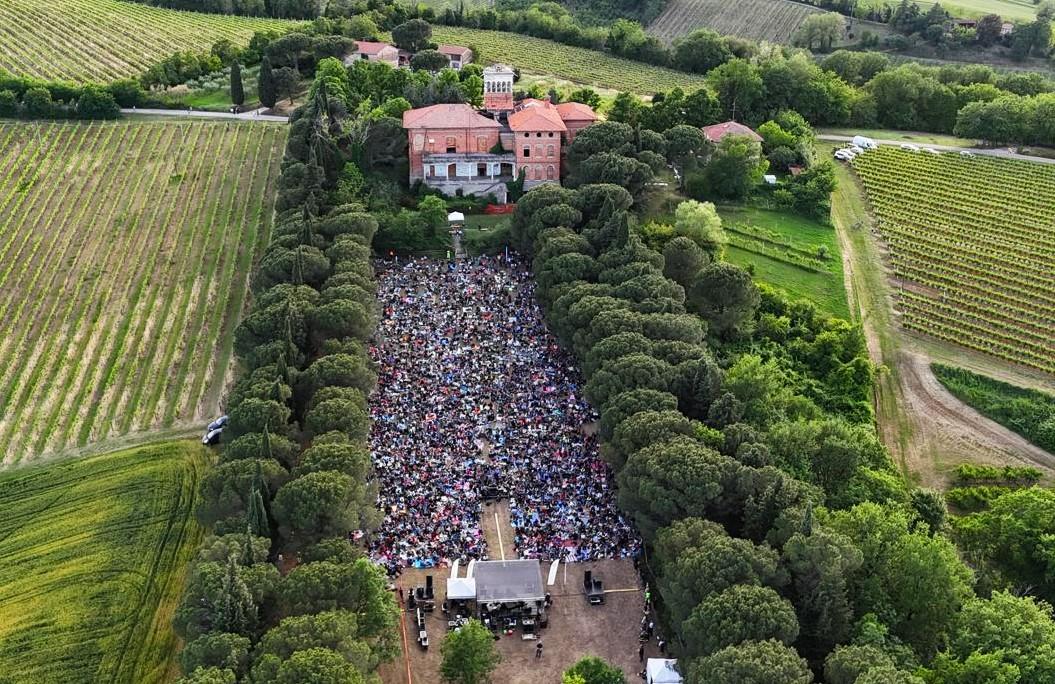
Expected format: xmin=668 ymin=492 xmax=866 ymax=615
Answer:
xmin=860 ymin=0 xmax=1041 ymax=21
xmin=0 ymin=0 xmax=296 ymax=82
xmin=648 ymin=0 xmax=820 ymax=44
xmin=852 ymin=146 xmax=1055 ymax=373
xmin=429 ymin=26 xmax=710 ymax=94
xmin=0 ymin=441 xmax=208 ymax=683
xmin=718 ymin=206 xmax=850 ymax=319
xmin=0 ymin=121 xmax=286 ymax=466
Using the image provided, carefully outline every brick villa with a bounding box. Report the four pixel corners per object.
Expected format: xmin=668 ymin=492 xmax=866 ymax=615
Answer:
xmin=402 ymin=64 xmax=598 ymax=201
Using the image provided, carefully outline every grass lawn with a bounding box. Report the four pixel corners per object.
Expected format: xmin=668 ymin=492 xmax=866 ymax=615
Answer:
xmin=0 ymin=441 xmax=208 ymax=683
xmin=718 ymin=206 xmax=850 ymax=319
xmin=462 ymin=214 xmax=511 ymax=255
xmin=820 ymin=128 xmax=978 ymax=148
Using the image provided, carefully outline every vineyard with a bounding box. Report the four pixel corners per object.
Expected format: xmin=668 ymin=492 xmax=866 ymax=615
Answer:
xmin=429 ymin=27 xmax=710 ymax=94
xmin=0 ymin=120 xmax=285 ymax=467
xmin=852 ymin=147 xmax=1055 ymax=373
xmin=0 ymin=441 xmax=207 ymax=683
xmin=0 ymin=0 xmax=295 ymax=82
xmin=648 ymin=0 xmax=819 ymax=44
xmin=718 ymin=206 xmax=849 ymax=318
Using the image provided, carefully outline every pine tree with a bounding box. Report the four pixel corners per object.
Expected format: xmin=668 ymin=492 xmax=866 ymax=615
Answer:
xmin=276 ymin=353 xmax=289 ymax=387
xmin=258 ymin=56 xmax=276 ymax=109
xmin=230 ymin=61 xmax=245 ymax=107
xmin=800 ymin=499 xmax=814 ymax=537
xmin=242 ymin=523 xmax=256 ymax=566
xmin=215 ymin=554 xmax=255 ymax=633
xmin=247 ymin=486 xmax=270 ymax=539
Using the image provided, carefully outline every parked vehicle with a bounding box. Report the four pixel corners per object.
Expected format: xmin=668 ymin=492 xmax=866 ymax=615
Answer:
xmin=202 ymin=427 xmax=223 ymax=445
xmin=834 ymin=149 xmax=856 ymax=162
xmin=923 ymin=147 xmax=940 ymax=155
xmin=900 ymin=143 xmax=920 ymax=152
xmin=207 ymin=415 xmax=228 ymax=431
xmin=852 ymin=135 xmax=878 ymax=150
xmin=960 ymin=150 xmax=975 ymax=157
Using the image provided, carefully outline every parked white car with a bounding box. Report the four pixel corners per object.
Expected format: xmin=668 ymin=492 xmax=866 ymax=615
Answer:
xmin=834 ymin=149 xmax=857 ymax=162
xmin=923 ymin=147 xmax=940 ymax=155
xmin=900 ymin=143 xmax=920 ymax=152
xmin=960 ymin=150 xmax=976 ymax=157
xmin=852 ymin=135 xmax=878 ymax=150
xmin=849 ymin=145 xmax=865 ymax=154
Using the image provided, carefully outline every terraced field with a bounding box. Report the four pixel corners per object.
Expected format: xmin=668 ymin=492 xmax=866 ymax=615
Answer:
xmin=0 ymin=0 xmax=295 ymax=82
xmin=429 ymin=26 xmax=710 ymax=94
xmin=853 ymin=147 xmax=1055 ymax=374
xmin=0 ymin=120 xmax=285 ymax=467
xmin=648 ymin=0 xmax=819 ymax=44
xmin=0 ymin=441 xmax=208 ymax=683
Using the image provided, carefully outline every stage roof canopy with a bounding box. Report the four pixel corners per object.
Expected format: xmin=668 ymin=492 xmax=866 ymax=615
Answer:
xmin=474 ymin=560 xmax=544 ymax=604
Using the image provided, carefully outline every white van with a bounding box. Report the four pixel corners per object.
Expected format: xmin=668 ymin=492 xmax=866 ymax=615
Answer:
xmin=852 ymin=135 xmax=878 ymax=150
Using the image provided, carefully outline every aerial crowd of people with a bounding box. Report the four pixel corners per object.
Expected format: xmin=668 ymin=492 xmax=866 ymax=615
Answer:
xmin=368 ymin=255 xmax=640 ymax=574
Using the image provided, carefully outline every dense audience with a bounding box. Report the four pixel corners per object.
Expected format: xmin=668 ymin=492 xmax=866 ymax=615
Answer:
xmin=368 ymin=256 xmax=639 ymax=573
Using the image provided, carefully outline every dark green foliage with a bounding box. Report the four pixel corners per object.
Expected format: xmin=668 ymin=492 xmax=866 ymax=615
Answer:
xmin=230 ymin=61 xmax=245 ymax=107
xmin=259 ymin=56 xmax=277 ymax=109
xmin=933 ymin=364 xmax=1055 ymax=454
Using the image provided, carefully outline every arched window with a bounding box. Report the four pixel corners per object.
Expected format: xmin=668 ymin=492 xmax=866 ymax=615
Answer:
xmin=547 ymin=165 xmax=556 ymax=180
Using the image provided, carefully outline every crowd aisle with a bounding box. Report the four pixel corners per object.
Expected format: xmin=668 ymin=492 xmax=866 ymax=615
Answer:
xmin=368 ymin=256 xmax=640 ymax=574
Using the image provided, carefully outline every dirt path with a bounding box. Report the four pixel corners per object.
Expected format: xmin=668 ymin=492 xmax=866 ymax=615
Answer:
xmin=830 ymin=159 xmax=1055 ymax=488
xmin=480 ymin=500 xmax=516 ymax=561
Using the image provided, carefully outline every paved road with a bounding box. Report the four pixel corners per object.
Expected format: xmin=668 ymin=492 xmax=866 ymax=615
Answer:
xmin=819 ymin=134 xmax=1055 ymax=165
xmin=121 ymin=106 xmax=289 ymax=123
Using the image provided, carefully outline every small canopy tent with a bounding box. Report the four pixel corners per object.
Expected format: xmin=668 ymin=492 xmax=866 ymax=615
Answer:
xmin=448 ymin=211 xmax=465 ymax=224
xmin=646 ymin=659 xmax=683 ymax=684
xmin=446 ymin=577 xmax=477 ymax=601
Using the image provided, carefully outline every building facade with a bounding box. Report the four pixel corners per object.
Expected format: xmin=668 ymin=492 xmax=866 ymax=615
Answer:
xmin=403 ymin=65 xmax=599 ymax=199
xmin=403 ymin=104 xmax=516 ymax=201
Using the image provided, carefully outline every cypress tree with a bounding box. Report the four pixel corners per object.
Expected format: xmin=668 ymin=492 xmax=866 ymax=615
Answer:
xmin=230 ymin=61 xmax=245 ymax=107
xmin=258 ymin=56 xmax=276 ymax=109
xmin=247 ymin=487 xmax=270 ymax=539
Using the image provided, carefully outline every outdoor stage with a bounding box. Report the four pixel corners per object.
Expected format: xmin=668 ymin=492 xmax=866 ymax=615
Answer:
xmin=381 ymin=558 xmax=663 ymax=684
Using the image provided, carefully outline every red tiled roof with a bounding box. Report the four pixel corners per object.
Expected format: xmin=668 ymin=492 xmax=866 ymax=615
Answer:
xmin=702 ymin=121 xmax=762 ymax=143
xmin=508 ymin=101 xmax=566 ymax=133
xmin=555 ymin=102 xmax=598 ymax=122
xmin=354 ymin=41 xmax=395 ymax=55
xmin=403 ymin=104 xmax=504 ymax=130
xmin=437 ymin=44 xmax=472 ymax=58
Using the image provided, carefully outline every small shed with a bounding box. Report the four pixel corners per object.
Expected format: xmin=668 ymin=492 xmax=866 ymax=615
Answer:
xmin=646 ymin=659 xmax=683 ymax=684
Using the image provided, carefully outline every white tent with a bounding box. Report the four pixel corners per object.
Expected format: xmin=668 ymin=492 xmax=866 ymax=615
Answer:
xmin=448 ymin=211 xmax=466 ymax=223
xmin=646 ymin=659 xmax=683 ymax=684
xmin=446 ymin=576 xmax=477 ymax=601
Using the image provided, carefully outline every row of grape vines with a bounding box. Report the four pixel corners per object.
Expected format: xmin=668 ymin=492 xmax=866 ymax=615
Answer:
xmin=648 ymin=0 xmax=819 ymax=44
xmin=0 ymin=120 xmax=286 ymax=467
xmin=853 ymin=147 xmax=1055 ymax=373
xmin=0 ymin=0 xmax=295 ymax=82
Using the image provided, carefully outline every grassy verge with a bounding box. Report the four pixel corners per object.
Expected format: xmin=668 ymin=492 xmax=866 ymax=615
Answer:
xmin=932 ymin=364 xmax=1055 ymax=455
xmin=820 ymin=128 xmax=978 ymax=148
xmin=0 ymin=440 xmax=209 ymax=683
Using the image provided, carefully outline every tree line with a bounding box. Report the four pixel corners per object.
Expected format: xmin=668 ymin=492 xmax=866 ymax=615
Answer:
xmin=169 ymin=74 xmax=401 ymax=683
xmin=508 ymin=163 xmax=1055 ymax=680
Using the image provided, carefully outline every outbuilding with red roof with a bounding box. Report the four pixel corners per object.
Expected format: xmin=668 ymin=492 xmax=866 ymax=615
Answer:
xmin=701 ymin=121 xmax=763 ymax=144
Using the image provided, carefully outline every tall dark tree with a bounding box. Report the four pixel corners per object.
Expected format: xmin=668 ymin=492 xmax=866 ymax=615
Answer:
xmin=230 ymin=61 xmax=245 ymax=108
xmin=258 ymin=56 xmax=276 ymax=109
